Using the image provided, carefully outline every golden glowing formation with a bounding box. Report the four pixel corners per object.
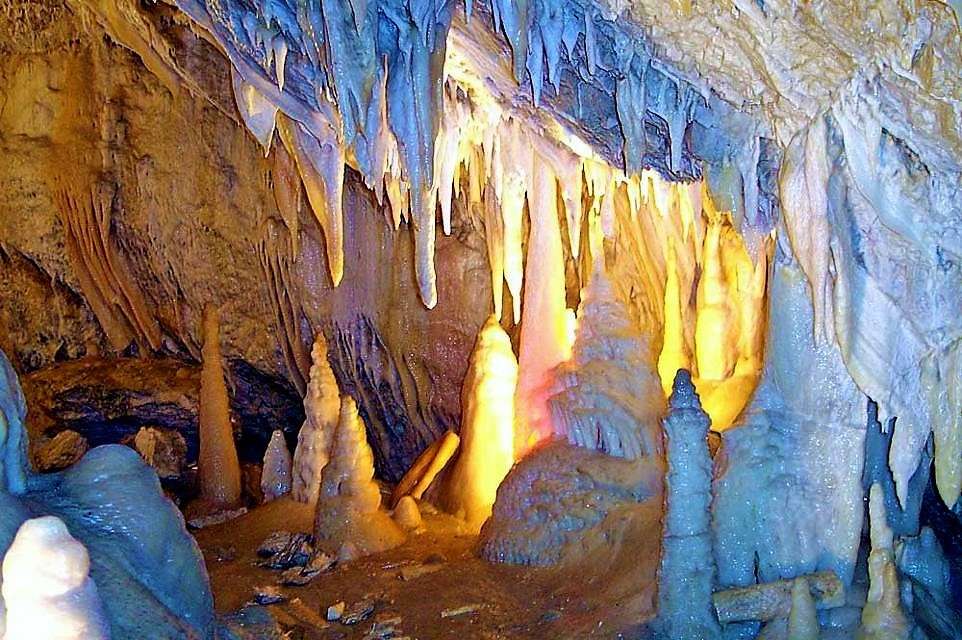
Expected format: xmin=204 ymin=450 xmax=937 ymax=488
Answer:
xmin=440 ymin=315 xmax=519 ymax=531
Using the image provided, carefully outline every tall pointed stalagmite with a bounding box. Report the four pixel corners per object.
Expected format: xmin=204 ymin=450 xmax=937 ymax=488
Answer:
xmin=197 ymin=304 xmax=241 ymax=510
xmin=656 ymin=369 xmax=721 ymax=640
xmin=314 ymin=396 xmax=404 ymax=557
xmin=291 ymin=334 xmax=341 ymax=505
xmin=439 ymin=315 xmax=518 ymax=532
xmin=858 ymin=483 xmax=909 ymax=640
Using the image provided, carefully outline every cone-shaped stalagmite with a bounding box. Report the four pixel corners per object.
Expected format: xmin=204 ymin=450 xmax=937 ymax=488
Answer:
xmin=197 ymin=305 xmax=241 ymax=510
xmin=292 ymin=334 xmax=340 ymax=504
xmin=858 ymin=483 xmax=909 ymax=640
xmin=439 ymin=315 xmax=518 ymax=532
xmin=314 ymin=396 xmax=404 ymax=557
xmin=261 ymin=430 xmax=292 ymax=501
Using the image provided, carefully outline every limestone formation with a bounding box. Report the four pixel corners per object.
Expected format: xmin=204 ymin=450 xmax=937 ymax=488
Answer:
xmin=656 ymin=370 xmax=720 ymax=640
xmin=2 ymin=516 xmax=109 ymax=640
xmin=438 ymin=315 xmax=517 ymax=531
xmin=787 ymin=577 xmax=819 ymax=640
xmin=858 ymin=484 xmax=909 ymax=640
xmin=393 ymin=495 xmax=423 ymax=531
xmin=261 ymin=430 xmax=293 ymax=501
xmin=314 ymin=396 xmax=404 ymax=556
xmin=391 ymin=430 xmax=460 ymax=507
xmin=33 ymin=430 xmax=89 ymax=472
xmin=197 ymin=304 xmax=242 ymax=511
xmin=132 ymin=426 xmax=188 ymax=480
xmin=291 ymin=334 xmax=340 ymax=505
xmin=712 ymin=571 xmax=844 ymax=624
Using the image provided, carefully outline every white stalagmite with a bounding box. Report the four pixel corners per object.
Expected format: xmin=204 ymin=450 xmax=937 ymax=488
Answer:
xmin=515 ymin=157 xmax=570 ymax=454
xmin=859 ymin=483 xmax=908 ymax=640
xmin=787 ymin=577 xmax=819 ymax=640
xmin=2 ymin=516 xmax=109 ymax=640
xmin=548 ymin=265 xmax=665 ymax=459
xmin=292 ymin=335 xmax=341 ymax=505
xmin=314 ymin=396 xmax=405 ymax=556
xmin=261 ymin=430 xmax=292 ymax=501
xmin=439 ymin=315 xmax=518 ymax=531
xmin=656 ymin=370 xmax=721 ymax=640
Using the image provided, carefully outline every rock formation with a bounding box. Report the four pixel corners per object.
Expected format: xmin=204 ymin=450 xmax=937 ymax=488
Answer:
xmin=787 ymin=577 xmax=819 ymax=640
xmin=391 ymin=430 xmax=460 ymax=507
xmin=2 ymin=516 xmax=110 ymax=640
xmin=655 ymin=369 xmax=720 ymax=640
xmin=438 ymin=315 xmax=517 ymax=531
xmin=196 ymin=304 xmax=242 ymax=511
xmin=314 ymin=396 xmax=404 ymax=557
xmin=132 ymin=426 xmax=188 ymax=480
xmin=261 ymin=430 xmax=292 ymax=501
xmin=547 ymin=267 xmax=665 ymax=460
xmin=858 ymin=483 xmax=909 ymax=640
xmin=291 ymin=335 xmax=340 ymax=505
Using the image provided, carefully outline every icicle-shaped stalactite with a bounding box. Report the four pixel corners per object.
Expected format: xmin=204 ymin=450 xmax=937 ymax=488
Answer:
xmin=196 ymin=304 xmax=242 ymax=511
xmin=276 ymin=114 xmax=345 ymax=287
xmin=547 ymin=265 xmax=664 ymax=460
xmin=54 ymin=180 xmax=162 ymax=354
xmin=291 ymin=334 xmax=341 ymax=505
xmin=514 ymin=157 xmax=570 ymax=454
xmin=231 ymin=69 xmax=278 ymax=154
xmin=257 ymin=218 xmax=311 ymax=394
xmin=439 ymin=315 xmax=518 ymax=531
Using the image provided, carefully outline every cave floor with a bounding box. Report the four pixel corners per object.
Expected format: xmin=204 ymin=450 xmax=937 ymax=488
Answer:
xmin=195 ymin=498 xmax=652 ymax=639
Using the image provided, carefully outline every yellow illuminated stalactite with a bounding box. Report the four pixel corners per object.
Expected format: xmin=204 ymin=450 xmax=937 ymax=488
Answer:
xmin=657 ymin=241 xmax=691 ymax=396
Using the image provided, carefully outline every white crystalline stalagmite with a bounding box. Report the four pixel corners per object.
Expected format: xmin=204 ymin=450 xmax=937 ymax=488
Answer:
xmin=196 ymin=304 xmax=242 ymax=510
xmin=261 ymin=430 xmax=292 ymax=501
xmin=859 ymin=483 xmax=909 ymax=640
xmin=277 ymin=114 xmax=345 ymax=287
xmin=2 ymin=516 xmax=109 ymax=640
xmin=515 ymin=157 xmax=570 ymax=454
xmin=439 ymin=315 xmax=518 ymax=532
xmin=314 ymin=396 xmax=404 ymax=557
xmin=548 ymin=264 xmax=665 ymax=460
xmin=292 ymin=335 xmax=341 ymax=505
xmin=657 ymin=370 xmax=721 ymax=640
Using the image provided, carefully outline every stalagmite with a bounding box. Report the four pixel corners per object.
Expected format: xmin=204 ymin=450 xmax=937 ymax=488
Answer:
xmin=787 ymin=577 xmax=819 ymax=640
xmin=712 ymin=571 xmax=844 ymax=624
xmin=196 ymin=304 xmax=242 ymax=511
xmin=858 ymin=483 xmax=908 ymax=640
xmin=393 ymin=495 xmax=423 ymax=531
xmin=261 ymin=430 xmax=293 ymax=501
xmin=515 ymin=158 xmax=570 ymax=453
xmin=439 ymin=315 xmax=518 ymax=532
xmin=2 ymin=516 xmax=110 ymax=640
xmin=548 ymin=266 xmax=664 ymax=459
xmin=656 ymin=370 xmax=720 ymax=640
xmin=314 ymin=396 xmax=404 ymax=557
xmin=292 ymin=335 xmax=341 ymax=505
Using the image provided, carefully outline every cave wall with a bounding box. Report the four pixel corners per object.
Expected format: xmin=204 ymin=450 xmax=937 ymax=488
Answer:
xmin=0 ymin=0 xmax=491 ymax=479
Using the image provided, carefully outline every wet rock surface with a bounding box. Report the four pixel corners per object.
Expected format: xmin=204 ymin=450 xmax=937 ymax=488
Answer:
xmin=32 ymin=429 xmax=89 ymax=471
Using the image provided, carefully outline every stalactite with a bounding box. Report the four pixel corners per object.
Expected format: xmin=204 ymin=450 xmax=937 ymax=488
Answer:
xmin=439 ymin=315 xmax=518 ymax=531
xmin=257 ymin=218 xmax=311 ymax=394
xmin=231 ymin=69 xmax=277 ymax=154
xmin=276 ymin=113 xmax=345 ymax=287
xmin=515 ymin=157 xmax=570 ymax=453
xmin=291 ymin=334 xmax=341 ymax=505
xmin=196 ymin=304 xmax=242 ymax=511
xmin=54 ymin=180 xmax=162 ymax=354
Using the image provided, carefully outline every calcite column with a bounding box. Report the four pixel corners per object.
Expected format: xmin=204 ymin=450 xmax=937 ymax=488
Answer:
xmin=656 ymin=369 xmax=721 ymax=640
